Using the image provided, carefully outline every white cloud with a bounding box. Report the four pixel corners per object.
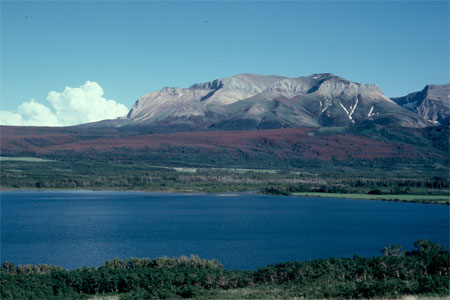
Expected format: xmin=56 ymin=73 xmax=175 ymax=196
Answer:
xmin=0 ymin=81 xmax=129 ymax=126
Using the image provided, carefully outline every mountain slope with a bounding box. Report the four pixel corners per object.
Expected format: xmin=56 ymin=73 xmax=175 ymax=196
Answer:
xmin=127 ymin=74 xmax=286 ymax=124
xmin=123 ymin=73 xmax=428 ymax=130
xmin=1 ymin=124 xmax=448 ymax=181
xmin=392 ymin=84 xmax=449 ymax=125
xmin=0 ymin=125 xmax=443 ymax=161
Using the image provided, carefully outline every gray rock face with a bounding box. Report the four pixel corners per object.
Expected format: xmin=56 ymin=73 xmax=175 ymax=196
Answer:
xmin=124 ymin=73 xmax=430 ymax=130
xmin=392 ymin=84 xmax=449 ymax=125
xmin=127 ymin=74 xmax=285 ymax=123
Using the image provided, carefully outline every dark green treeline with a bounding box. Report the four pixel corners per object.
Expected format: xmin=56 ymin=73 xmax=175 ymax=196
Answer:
xmin=1 ymin=240 xmax=449 ymax=299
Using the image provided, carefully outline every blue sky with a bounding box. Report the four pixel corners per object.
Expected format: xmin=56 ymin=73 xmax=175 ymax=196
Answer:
xmin=1 ymin=1 xmax=448 ymax=124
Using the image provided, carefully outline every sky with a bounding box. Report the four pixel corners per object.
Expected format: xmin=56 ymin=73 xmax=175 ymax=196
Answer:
xmin=1 ymin=1 xmax=449 ymax=126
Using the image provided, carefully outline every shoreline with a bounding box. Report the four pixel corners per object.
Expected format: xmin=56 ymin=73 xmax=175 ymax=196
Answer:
xmin=1 ymin=188 xmax=448 ymax=205
xmin=290 ymin=192 xmax=449 ymax=205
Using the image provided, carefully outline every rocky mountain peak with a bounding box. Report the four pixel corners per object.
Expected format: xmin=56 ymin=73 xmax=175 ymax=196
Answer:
xmin=260 ymin=73 xmax=382 ymax=100
xmin=190 ymin=73 xmax=286 ymax=94
xmin=125 ymin=73 xmax=430 ymax=130
xmin=392 ymin=83 xmax=449 ymax=124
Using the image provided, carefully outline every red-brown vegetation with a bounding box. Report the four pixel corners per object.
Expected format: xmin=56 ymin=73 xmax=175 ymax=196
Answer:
xmin=0 ymin=126 xmax=419 ymax=161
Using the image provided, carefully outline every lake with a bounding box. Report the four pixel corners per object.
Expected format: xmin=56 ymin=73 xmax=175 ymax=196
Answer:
xmin=1 ymin=191 xmax=448 ymax=270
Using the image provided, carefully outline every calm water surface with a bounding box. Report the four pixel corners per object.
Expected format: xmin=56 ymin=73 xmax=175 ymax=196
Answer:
xmin=1 ymin=191 xmax=449 ymax=270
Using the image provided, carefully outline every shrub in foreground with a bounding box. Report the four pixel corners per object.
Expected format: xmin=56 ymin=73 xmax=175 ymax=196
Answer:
xmin=1 ymin=241 xmax=448 ymax=299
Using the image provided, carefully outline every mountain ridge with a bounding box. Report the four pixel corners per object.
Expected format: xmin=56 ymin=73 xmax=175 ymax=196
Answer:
xmin=113 ymin=73 xmax=432 ymax=131
xmin=391 ymin=83 xmax=449 ymax=125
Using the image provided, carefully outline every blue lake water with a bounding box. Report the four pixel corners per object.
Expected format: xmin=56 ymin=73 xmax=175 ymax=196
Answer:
xmin=1 ymin=191 xmax=449 ymax=270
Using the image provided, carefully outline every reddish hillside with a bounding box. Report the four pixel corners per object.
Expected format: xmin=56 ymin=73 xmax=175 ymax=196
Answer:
xmin=0 ymin=126 xmax=420 ymax=162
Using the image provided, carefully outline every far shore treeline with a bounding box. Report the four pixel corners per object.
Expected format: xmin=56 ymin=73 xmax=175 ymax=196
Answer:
xmin=2 ymin=159 xmax=448 ymax=204
xmin=1 ymin=240 xmax=449 ymax=299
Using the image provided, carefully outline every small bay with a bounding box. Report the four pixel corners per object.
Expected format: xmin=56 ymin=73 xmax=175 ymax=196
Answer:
xmin=1 ymin=191 xmax=448 ymax=270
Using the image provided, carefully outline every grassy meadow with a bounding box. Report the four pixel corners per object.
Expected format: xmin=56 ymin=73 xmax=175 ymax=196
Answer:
xmin=292 ymin=193 xmax=450 ymax=205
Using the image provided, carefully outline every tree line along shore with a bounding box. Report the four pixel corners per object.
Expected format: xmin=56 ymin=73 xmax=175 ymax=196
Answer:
xmin=1 ymin=159 xmax=449 ymax=204
xmin=1 ymin=240 xmax=449 ymax=300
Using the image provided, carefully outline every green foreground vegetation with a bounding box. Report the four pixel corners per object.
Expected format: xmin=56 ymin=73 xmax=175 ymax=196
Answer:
xmin=1 ymin=240 xmax=449 ymax=300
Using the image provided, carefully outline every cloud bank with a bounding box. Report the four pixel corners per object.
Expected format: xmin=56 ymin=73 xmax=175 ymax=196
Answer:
xmin=1 ymin=81 xmax=129 ymax=126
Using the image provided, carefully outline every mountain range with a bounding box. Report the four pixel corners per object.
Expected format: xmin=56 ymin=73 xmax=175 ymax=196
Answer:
xmin=90 ymin=73 xmax=448 ymax=131
xmin=1 ymin=73 xmax=448 ymax=176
